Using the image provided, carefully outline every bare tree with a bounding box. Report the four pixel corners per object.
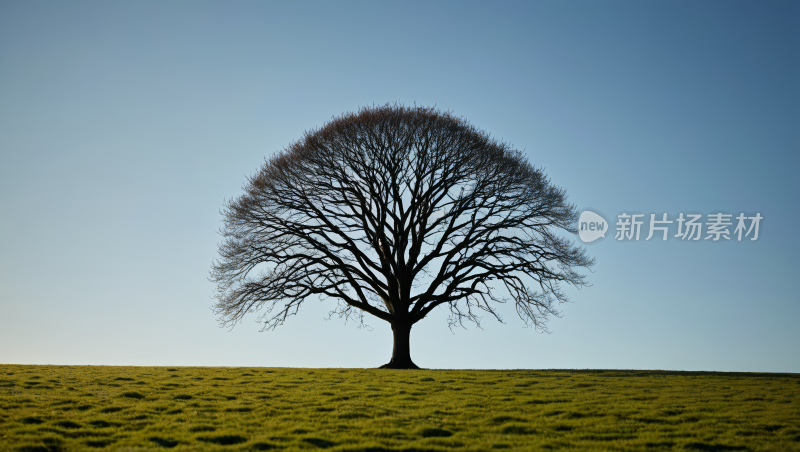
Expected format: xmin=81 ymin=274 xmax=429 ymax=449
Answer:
xmin=210 ymin=104 xmax=594 ymax=369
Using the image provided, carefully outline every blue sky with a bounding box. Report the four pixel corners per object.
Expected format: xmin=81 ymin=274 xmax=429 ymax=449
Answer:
xmin=1 ymin=0 xmax=797 ymax=372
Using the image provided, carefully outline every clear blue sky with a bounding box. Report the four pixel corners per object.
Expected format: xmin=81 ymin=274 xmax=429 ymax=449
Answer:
xmin=1 ymin=0 xmax=797 ymax=372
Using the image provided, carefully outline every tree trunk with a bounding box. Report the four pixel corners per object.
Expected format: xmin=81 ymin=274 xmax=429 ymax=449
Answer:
xmin=379 ymin=322 xmax=419 ymax=369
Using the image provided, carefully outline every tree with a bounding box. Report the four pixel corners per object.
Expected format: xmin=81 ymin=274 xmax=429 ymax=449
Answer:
xmin=210 ymin=104 xmax=594 ymax=369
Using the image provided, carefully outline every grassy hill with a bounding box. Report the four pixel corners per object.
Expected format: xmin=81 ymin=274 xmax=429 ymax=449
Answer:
xmin=0 ymin=365 xmax=798 ymax=451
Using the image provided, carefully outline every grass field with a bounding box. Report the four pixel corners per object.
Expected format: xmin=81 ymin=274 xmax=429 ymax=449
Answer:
xmin=0 ymin=365 xmax=798 ymax=451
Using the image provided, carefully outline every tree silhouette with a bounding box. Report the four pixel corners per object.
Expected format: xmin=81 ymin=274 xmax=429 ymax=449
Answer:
xmin=210 ymin=104 xmax=594 ymax=368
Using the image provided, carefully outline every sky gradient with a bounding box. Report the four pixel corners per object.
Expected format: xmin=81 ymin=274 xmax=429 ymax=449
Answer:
xmin=1 ymin=0 xmax=798 ymax=372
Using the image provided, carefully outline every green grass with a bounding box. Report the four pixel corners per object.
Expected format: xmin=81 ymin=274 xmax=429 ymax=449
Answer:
xmin=0 ymin=365 xmax=798 ymax=451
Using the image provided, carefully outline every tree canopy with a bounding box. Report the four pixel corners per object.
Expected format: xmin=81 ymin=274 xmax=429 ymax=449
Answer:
xmin=210 ymin=104 xmax=594 ymax=368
